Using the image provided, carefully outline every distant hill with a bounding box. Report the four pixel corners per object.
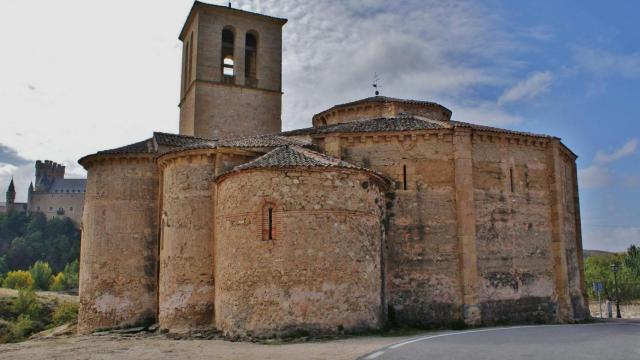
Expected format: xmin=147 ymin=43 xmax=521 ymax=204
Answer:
xmin=583 ymin=249 xmax=617 ymax=258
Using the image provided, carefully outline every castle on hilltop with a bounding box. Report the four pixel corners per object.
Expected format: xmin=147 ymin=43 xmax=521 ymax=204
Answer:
xmin=77 ymin=1 xmax=588 ymax=337
xmin=1 ymin=160 xmax=86 ymax=224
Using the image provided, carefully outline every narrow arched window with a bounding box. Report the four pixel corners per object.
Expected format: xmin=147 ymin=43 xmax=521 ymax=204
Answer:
xmin=223 ymin=57 xmax=234 ymax=76
xmin=245 ymin=32 xmax=258 ymax=85
xmin=222 ymin=28 xmax=235 ymax=79
xmin=261 ymin=202 xmax=279 ymax=241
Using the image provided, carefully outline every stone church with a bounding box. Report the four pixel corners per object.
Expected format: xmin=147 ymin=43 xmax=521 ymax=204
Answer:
xmin=77 ymin=1 xmax=588 ymax=337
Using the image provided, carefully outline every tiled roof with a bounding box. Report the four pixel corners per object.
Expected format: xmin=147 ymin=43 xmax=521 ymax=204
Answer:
xmin=153 ymin=132 xmax=213 ymax=147
xmin=162 ymin=134 xmax=312 ymax=154
xmin=313 ymin=96 xmax=452 ymax=118
xmin=449 ymin=120 xmax=554 ymax=139
xmin=282 ymin=116 xmax=553 ymax=139
xmin=283 ymin=116 xmax=447 ymax=136
xmin=217 ymin=134 xmax=311 ymax=148
xmin=47 ymin=179 xmax=87 ymax=193
xmin=97 ymin=139 xmax=154 ymax=155
xmin=232 ymin=145 xmax=361 ymax=172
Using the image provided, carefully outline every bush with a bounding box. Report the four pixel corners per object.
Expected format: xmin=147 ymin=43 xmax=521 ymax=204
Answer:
xmin=9 ymin=315 xmax=34 ymax=341
xmin=50 ymin=272 xmax=66 ymax=291
xmin=11 ymin=289 xmax=41 ymax=318
xmin=29 ymin=261 xmax=53 ymax=290
xmin=63 ymin=260 xmax=79 ymax=289
xmin=52 ymin=302 xmax=78 ymax=326
xmin=2 ymin=270 xmax=33 ymax=290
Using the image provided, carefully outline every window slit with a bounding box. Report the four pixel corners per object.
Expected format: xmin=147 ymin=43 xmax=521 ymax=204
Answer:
xmin=268 ymin=207 xmax=273 ymax=240
xmin=510 ymin=167 xmax=515 ymax=192
xmin=403 ymin=164 xmax=408 ymax=191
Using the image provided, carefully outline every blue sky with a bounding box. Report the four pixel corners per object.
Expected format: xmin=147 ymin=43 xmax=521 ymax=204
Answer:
xmin=0 ymin=0 xmax=637 ymax=251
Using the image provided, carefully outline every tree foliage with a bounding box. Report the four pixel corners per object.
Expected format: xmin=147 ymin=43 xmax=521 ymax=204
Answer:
xmin=29 ymin=261 xmax=53 ymax=291
xmin=0 ymin=211 xmax=80 ymax=283
xmin=2 ymin=270 xmax=33 ymax=290
xmin=624 ymin=245 xmax=640 ymax=278
xmin=584 ymin=247 xmax=640 ymax=301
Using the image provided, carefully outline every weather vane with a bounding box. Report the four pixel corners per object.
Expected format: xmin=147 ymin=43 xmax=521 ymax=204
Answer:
xmin=373 ymin=72 xmax=382 ymax=96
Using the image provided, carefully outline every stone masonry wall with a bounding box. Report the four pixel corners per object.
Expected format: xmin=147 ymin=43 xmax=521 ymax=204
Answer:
xmin=214 ymin=169 xmax=385 ymax=337
xmin=471 ymin=136 xmax=557 ymax=324
xmin=29 ymin=192 xmax=85 ymax=224
xmin=328 ymin=132 xmax=463 ymax=327
xmin=158 ymin=150 xmax=255 ymax=333
xmin=158 ymin=152 xmax=217 ymax=333
xmin=78 ymin=156 xmax=159 ymax=334
xmin=179 ymin=8 xmax=284 ymax=140
xmin=561 ymin=152 xmax=588 ymax=318
xmin=192 ymin=84 xmax=281 ymax=140
xmin=313 ymin=102 xmax=450 ymax=127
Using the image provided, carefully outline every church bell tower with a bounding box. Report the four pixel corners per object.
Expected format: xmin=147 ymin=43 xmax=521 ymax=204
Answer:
xmin=178 ymin=1 xmax=287 ymax=140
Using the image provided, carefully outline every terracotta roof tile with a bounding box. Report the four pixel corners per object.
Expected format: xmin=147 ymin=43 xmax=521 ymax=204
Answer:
xmin=232 ymin=145 xmax=360 ymax=171
xmin=97 ymin=139 xmax=154 ymax=155
xmin=282 ymin=116 xmax=554 ymax=139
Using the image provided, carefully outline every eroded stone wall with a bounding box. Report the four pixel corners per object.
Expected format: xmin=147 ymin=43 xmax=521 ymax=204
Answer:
xmin=214 ymin=169 xmax=385 ymax=337
xmin=158 ymin=150 xmax=256 ymax=333
xmin=560 ymin=151 xmax=588 ymax=319
xmin=158 ymin=152 xmax=217 ymax=332
xmin=471 ymin=136 xmax=557 ymax=324
xmin=78 ymin=156 xmax=159 ymax=334
xmin=326 ymin=132 xmax=463 ymax=327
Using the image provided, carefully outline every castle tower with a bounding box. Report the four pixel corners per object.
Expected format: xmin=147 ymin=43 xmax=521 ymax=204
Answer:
xmin=27 ymin=182 xmax=34 ymax=204
xmin=178 ymin=1 xmax=287 ymax=140
xmin=35 ymin=160 xmax=65 ymax=191
xmin=6 ymin=178 xmax=16 ymax=205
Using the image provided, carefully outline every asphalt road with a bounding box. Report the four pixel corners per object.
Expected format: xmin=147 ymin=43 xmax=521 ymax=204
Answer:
xmin=359 ymin=321 xmax=640 ymax=360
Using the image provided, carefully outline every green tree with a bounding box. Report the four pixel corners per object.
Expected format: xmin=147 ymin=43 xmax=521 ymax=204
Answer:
xmin=624 ymin=245 xmax=640 ymax=278
xmin=8 ymin=315 xmax=34 ymax=341
xmin=2 ymin=270 xmax=33 ymax=290
xmin=10 ymin=289 xmax=41 ymax=318
xmin=63 ymin=260 xmax=79 ymax=289
xmin=50 ymin=272 xmax=66 ymax=291
xmin=584 ymin=252 xmax=639 ymax=300
xmin=29 ymin=261 xmax=53 ymax=290
xmin=52 ymin=302 xmax=78 ymax=326
xmin=0 ymin=256 xmax=8 ymax=274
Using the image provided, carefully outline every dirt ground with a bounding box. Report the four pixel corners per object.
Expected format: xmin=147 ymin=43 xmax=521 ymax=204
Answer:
xmin=0 ymin=288 xmax=77 ymax=305
xmin=0 ymin=332 xmax=423 ymax=360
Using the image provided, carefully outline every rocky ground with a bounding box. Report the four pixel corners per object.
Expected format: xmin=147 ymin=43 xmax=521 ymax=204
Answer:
xmin=0 ymin=331 xmax=424 ymax=360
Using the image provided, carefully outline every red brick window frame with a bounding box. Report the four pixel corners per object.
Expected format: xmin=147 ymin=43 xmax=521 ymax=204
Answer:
xmin=260 ymin=201 xmax=281 ymax=241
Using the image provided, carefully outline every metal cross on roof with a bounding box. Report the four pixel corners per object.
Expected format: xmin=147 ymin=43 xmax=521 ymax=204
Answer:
xmin=373 ymin=72 xmax=382 ymax=96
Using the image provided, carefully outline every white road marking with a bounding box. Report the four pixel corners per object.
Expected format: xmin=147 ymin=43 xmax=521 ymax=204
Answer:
xmin=365 ymin=350 xmax=386 ymax=359
xmin=359 ymin=322 xmax=637 ymax=359
xmin=388 ymin=325 xmax=553 ymax=349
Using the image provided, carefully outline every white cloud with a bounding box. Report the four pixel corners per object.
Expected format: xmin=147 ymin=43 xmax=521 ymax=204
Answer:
xmin=452 ymin=102 xmax=522 ymax=127
xmin=579 ymin=165 xmax=613 ymax=189
xmin=594 ymin=139 xmax=637 ymax=164
xmin=582 ymin=225 xmax=640 ymax=252
xmin=234 ymin=0 xmax=519 ymax=130
xmin=579 ymin=139 xmax=637 ymax=189
xmin=574 ymin=47 xmax=640 ymax=78
xmin=498 ymin=71 xmax=553 ymax=105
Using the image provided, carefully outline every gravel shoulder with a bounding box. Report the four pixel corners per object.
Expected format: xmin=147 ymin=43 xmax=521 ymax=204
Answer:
xmin=0 ymin=332 xmax=428 ymax=360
